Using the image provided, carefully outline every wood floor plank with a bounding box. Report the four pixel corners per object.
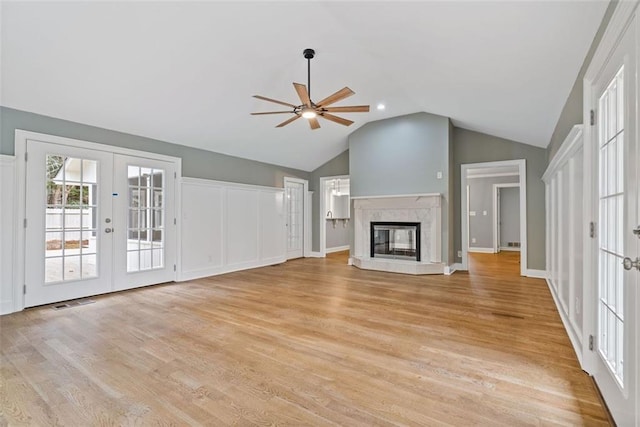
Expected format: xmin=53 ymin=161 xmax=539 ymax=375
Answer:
xmin=0 ymin=251 xmax=609 ymax=425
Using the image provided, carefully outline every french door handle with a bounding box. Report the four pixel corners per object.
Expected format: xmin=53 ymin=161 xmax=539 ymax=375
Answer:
xmin=633 ymin=225 xmax=640 ymax=238
xmin=105 ymin=228 xmax=113 ymax=233
xmin=622 ymin=257 xmax=640 ymax=271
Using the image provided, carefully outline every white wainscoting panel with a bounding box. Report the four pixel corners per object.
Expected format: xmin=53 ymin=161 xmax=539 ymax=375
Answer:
xmin=180 ymin=182 xmax=224 ymax=276
xmin=542 ymin=124 xmax=586 ymax=365
xmin=179 ymin=178 xmax=286 ymax=281
xmin=0 ymin=156 xmax=16 ymax=314
xmin=260 ymin=191 xmax=286 ymax=262
xmin=226 ymin=188 xmax=259 ymax=267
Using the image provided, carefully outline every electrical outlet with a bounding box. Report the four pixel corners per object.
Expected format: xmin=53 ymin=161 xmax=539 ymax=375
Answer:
xmin=436 ymin=171 xmax=443 ymax=179
xmin=471 ymin=238 xmax=476 ymax=243
xmin=469 ymin=211 xmax=476 ymax=216
xmin=457 ymin=250 xmax=462 ymax=258
xmin=483 ymin=210 xmax=487 ymax=216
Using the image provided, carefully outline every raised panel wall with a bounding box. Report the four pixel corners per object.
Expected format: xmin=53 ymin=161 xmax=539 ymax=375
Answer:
xmin=543 ymin=125 xmax=586 ymax=365
xmin=179 ymin=178 xmax=286 ymax=281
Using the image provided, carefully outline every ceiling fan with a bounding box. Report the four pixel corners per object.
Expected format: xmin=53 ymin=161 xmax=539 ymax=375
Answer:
xmin=251 ymin=48 xmax=370 ymax=130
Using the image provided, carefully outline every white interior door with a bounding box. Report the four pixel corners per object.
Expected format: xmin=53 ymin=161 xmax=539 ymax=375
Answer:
xmin=25 ymin=141 xmax=114 ymax=307
xmin=590 ymin=16 xmax=638 ymax=425
xmin=112 ymin=155 xmax=177 ymax=291
xmin=285 ymin=178 xmax=305 ymax=259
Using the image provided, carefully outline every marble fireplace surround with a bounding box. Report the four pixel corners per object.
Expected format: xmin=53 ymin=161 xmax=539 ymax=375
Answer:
xmin=351 ymin=194 xmax=443 ymax=275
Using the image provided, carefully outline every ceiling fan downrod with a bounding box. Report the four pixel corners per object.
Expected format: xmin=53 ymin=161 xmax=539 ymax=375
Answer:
xmin=303 ymin=48 xmax=315 ymax=104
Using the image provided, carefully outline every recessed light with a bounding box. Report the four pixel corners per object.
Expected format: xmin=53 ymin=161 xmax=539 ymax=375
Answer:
xmin=377 ymin=103 xmax=386 ymax=110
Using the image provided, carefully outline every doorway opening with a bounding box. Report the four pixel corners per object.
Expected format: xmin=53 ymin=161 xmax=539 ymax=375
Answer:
xmin=461 ymin=159 xmax=526 ymax=276
xmin=319 ymin=175 xmax=350 ymax=257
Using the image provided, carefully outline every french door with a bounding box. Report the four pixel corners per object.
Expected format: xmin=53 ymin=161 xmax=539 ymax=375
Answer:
xmin=589 ymin=13 xmax=638 ymax=425
xmin=24 ymin=140 xmax=176 ymax=307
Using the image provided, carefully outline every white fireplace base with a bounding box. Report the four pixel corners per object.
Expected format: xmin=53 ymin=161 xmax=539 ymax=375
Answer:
xmin=351 ymin=257 xmax=444 ymax=275
xmin=352 ymin=194 xmax=443 ymax=275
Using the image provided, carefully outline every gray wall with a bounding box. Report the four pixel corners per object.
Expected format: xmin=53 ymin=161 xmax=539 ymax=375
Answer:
xmin=349 ymin=112 xmax=452 ymax=263
xmin=468 ymin=175 xmax=519 ymax=249
xmin=547 ymin=1 xmax=617 ymax=161
xmin=308 ymin=150 xmax=350 ymax=252
xmin=453 ymin=127 xmax=547 ymax=270
xmin=500 ymin=187 xmax=520 ymax=248
xmin=0 ymin=107 xmax=310 ymax=187
xmin=326 ymin=221 xmax=350 ymax=249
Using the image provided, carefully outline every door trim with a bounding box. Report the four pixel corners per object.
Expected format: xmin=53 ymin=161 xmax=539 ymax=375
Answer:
xmin=582 ymin=0 xmax=638 ymax=376
xmin=460 ymin=159 xmax=527 ymax=276
xmin=581 ymin=2 xmax=639 ymax=423
xmin=14 ymin=129 xmax=182 ymax=312
xmin=319 ymin=175 xmax=349 ymax=257
xmin=493 ymin=183 xmax=520 ymax=253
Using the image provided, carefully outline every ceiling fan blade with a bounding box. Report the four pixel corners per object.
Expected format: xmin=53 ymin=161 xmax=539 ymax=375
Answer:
xmin=293 ymin=83 xmax=312 ymax=107
xmin=322 ymin=105 xmax=370 ymax=113
xmin=321 ymin=113 xmax=354 ymax=127
xmin=276 ymin=115 xmax=301 ymax=128
xmin=251 ymin=111 xmax=293 ymax=115
xmin=253 ymin=95 xmax=297 ymax=108
xmin=315 ymin=87 xmax=355 ymax=107
xmin=309 ymin=117 xmax=321 ymax=130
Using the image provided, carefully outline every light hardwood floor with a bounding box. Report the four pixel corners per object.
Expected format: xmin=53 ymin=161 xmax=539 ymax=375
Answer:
xmin=1 ymin=252 xmax=609 ymax=425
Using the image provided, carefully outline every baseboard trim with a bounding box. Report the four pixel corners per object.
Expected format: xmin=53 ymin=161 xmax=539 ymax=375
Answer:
xmin=444 ymin=264 xmax=458 ymax=275
xmin=179 ymin=257 xmax=287 ymax=282
xmin=347 ymin=257 xmax=354 ymax=266
xmin=307 ymin=252 xmax=324 ymax=258
xmin=0 ymin=299 xmax=14 ymax=316
xmin=546 ymin=279 xmax=583 ymax=367
xmin=526 ymin=269 xmax=547 ymax=279
xmin=499 ymin=247 xmax=521 ymax=252
xmin=326 ymin=245 xmax=349 ymax=254
xmin=468 ymin=247 xmax=495 ymax=253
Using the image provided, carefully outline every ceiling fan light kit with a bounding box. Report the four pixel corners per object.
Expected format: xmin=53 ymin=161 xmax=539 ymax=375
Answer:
xmin=251 ymin=48 xmax=370 ymax=129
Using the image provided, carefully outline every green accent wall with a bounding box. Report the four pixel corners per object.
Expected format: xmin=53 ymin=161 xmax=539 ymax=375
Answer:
xmin=547 ymin=0 xmax=617 ymax=161
xmin=348 ymin=112 xmax=452 ymax=264
xmin=1 ymin=107 xmax=309 ymax=187
xmin=452 ymin=127 xmax=547 ymax=270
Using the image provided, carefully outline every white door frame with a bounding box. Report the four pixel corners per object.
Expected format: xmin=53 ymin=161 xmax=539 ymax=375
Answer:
xmin=461 ymin=159 xmax=527 ymax=276
xmin=582 ymin=1 xmax=639 ymax=423
xmin=283 ymin=176 xmax=310 ymax=258
xmin=13 ymin=130 xmax=181 ymax=312
xmin=493 ymin=183 xmax=520 ymax=253
xmin=319 ymin=175 xmax=349 ymax=257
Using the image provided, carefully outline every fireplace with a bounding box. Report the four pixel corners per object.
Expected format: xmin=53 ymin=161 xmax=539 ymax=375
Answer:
xmin=370 ymin=222 xmax=421 ymax=261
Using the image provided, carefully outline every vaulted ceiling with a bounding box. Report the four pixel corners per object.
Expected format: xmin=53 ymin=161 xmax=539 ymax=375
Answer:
xmin=1 ymin=1 xmax=608 ymax=171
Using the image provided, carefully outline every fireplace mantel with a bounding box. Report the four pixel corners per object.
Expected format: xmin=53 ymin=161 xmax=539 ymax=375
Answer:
xmin=351 ymin=194 xmax=444 ymax=275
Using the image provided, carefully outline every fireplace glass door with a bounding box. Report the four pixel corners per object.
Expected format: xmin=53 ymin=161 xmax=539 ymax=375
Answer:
xmin=371 ymin=222 xmax=421 ymax=261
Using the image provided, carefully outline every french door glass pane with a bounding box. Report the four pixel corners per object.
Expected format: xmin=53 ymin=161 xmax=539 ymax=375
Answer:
xmin=44 ymin=155 xmax=98 ymax=283
xmin=597 ymin=66 xmax=625 ymax=385
xmin=287 ymin=183 xmax=303 ymax=251
xmin=127 ymin=165 xmax=165 ymax=272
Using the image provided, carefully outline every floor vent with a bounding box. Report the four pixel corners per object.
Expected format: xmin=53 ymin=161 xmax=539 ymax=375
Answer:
xmin=51 ymin=299 xmax=96 ymax=310
xmin=491 ymin=311 xmax=525 ymax=320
